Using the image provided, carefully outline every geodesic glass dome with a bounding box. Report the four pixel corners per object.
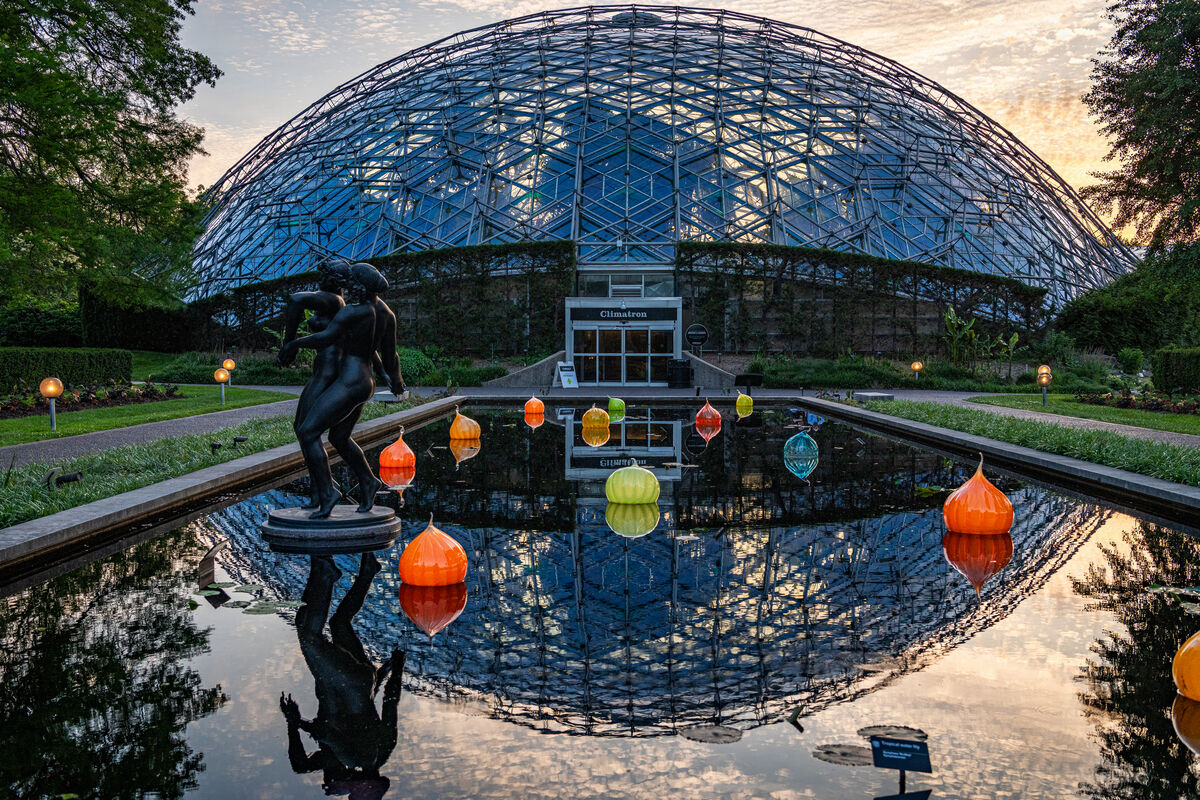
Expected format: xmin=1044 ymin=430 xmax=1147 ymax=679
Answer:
xmin=193 ymin=4 xmax=1136 ymax=304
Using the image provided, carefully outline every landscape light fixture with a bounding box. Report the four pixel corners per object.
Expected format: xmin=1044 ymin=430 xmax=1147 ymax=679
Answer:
xmin=222 ymin=359 xmax=236 ymax=386
xmin=39 ymin=377 xmax=63 ymax=430
xmin=214 ymin=368 xmax=230 ymax=405
xmin=910 ymin=361 xmax=923 ymax=380
xmin=1037 ymin=369 xmax=1052 ymax=407
xmin=210 ymin=441 xmax=222 ymax=455
xmin=233 ymin=436 xmax=248 ymax=448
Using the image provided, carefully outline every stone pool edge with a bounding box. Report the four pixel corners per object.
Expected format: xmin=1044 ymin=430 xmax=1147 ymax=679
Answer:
xmin=796 ymin=396 xmax=1200 ymax=527
xmin=0 ymin=394 xmax=465 ymax=570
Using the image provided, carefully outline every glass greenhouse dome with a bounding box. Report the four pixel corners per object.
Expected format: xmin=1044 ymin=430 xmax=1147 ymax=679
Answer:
xmin=193 ymin=4 xmax=1135 ymax=306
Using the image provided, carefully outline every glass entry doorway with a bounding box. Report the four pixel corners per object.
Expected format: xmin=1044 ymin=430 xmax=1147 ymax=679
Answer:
xmin=564 ymin=297 xmax=682 ymax=386
xmin=573 ymin=326 xmax=673 ymax=384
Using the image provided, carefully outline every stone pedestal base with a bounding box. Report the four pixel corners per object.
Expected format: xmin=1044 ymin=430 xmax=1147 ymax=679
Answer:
xmin=260 ymin=505 xmax=403 ymax=554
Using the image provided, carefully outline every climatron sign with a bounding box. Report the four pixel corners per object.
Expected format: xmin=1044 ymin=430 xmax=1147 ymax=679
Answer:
xmin=572 ymin=307 xmax=678 ymax=322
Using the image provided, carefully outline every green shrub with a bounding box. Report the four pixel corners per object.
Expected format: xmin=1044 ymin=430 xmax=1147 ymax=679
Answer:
xmin=397 ymin=347 xmax=434 ymax=384
xmin=0 ymin=347 xmax=132 ymax=389
xmin=1072 ymin=354 xmax=1109 ymax=380
xmin=425 ymin=362 xmax=509 ymax=387
xmin=148 ymin=352 xmax=310 ymax=385
xmin=1117 ymin=347 xmax=1145 ymax=374
xmin=0 ymin=301 xmax=82 ymax=347
xmin=1028 ymin=330 xmax=1078 ymax=367
xmin=1152 ymin=347 xmax=1200 ymax=393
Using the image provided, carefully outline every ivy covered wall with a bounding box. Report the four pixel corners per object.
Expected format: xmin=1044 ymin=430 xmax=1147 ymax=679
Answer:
xmin=676 ymin=242 xmax=1048 ymax=356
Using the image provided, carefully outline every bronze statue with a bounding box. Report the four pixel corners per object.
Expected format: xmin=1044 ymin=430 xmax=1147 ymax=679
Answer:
xmin=281 ymin=262 xmax=348 ymax=509
xmin=280 ymin=554 xmax=404 ymax=799
xmin=278 ymin=261 xmax=404 ymax=519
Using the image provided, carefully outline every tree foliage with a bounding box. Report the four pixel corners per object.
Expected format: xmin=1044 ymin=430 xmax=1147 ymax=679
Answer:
xmin=0 ymin=0 xmax=221 ymax=303
xmin=1082 ymin=0 xmax=1200 ymax=247
xmin=1057 ymin=243 xmax=1200 ymax=352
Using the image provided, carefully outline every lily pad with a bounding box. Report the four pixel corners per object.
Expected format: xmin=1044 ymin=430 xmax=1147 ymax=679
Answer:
xmin=857 ymin=725 xmax=928 ymax=741
xmin=271 ymin=600 xmax=306 ymax=608
xmin=680 ymin=725 xmax=742 ymax=744
xmin=233 ymin=584 xmax=265 ymax=593
xmin=195 ymin=589 xmax=222 ymax=597
xmin=242 ymin=605 xmax=280 ymax=615
xmin=812 ymin=744 xmax=873 ymax=766
xmin=224 ymin=600 xmax=251 ymax=609
xmin=207 ymin=582 xmax=237 ymax=588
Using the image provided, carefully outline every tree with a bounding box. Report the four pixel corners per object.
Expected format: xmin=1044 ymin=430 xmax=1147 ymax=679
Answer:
xmin=0 ymin=0 xmax=221 ymax=304
xmin=1082 ymin=0 xmax=1200 ymax=248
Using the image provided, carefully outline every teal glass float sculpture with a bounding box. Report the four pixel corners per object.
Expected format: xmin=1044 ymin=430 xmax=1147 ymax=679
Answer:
xmin=784 ymin=431 xmax=819 ymax=479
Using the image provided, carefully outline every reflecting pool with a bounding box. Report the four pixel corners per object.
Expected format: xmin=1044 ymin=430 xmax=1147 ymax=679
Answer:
xmin=2 ymin=405 xmax=1198 ymax=799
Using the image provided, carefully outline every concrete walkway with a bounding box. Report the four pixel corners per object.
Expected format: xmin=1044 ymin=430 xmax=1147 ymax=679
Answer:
xmin=898 ymin=390 xmax=1200 ymax=449
xmin=0 ymin=385 xmax=400 ymax=468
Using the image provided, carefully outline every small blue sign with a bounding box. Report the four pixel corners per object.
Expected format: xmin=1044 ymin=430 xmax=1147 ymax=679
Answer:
xmin=870 ymin=737 xmax=932 ymax=773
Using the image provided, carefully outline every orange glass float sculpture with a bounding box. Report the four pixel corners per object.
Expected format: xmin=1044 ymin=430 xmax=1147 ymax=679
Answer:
xmin=1174 ymin=630 xmax=1200 ymax=701
xmin=942 ymin=531 xmax=1013 ymax=597
xmin=524 ymin=411 xmax=545 ymax=430
xmin=582 ymin=405 xmax=610 ymax=427
xmin=1175 ymin=694 xmax=1200 ymax=756
xmin=942 ymin=455 xmax=1014 ymax=535
xmin=581 ymin=424 xmax=610 ymax=448
xmin=399 ymin=582 xmax=468 ymax=638
xmin=524 ymin=396 xmax=544 ymax=415
xmin=449 ymin=438 xmax=481 ymax=467
xmin=399 ymin=515 xmax=468 ymax=586
xmin=379 ymin=426 xmax=415 ymax=468
xmin=695 ymin=399 xmax=722 ymax=443
xmin=695 ymin=400 xmax=721 ymax=427
xmin=449 ymin=409 xmax=481 ymax=439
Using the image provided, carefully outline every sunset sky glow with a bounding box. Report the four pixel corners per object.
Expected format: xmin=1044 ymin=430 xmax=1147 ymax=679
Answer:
xmin=179 ymin=0 xmax=1118 ymax=212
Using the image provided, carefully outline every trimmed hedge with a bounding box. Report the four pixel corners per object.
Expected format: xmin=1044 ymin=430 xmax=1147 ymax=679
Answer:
xmin=1152 ymin=347 xmax=1200 ymax=393
xmin=0 ymin=347 xmax=132 ymax=389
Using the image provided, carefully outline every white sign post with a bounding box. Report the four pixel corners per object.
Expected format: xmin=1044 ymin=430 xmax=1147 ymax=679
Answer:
xmin=554 ymin=361 xmax=579 ymax=389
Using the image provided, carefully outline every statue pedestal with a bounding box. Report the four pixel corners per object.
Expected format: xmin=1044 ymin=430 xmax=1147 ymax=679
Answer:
xmin=261 ymin=505 xmax=403 ymax=554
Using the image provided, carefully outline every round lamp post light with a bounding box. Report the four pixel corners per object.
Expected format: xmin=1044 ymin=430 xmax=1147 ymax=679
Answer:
xmin=911 ymin=361 xmax=923 ymax=380
xmin=1037 ymin=368 xmax=1052 ymax=407
xmin=222 ymin=358 xmax=235 ymax=386
xmin=214 ymin=368 xmax=230 ymax=405
xmin=39 ymin=377 xmax=63 ymax=430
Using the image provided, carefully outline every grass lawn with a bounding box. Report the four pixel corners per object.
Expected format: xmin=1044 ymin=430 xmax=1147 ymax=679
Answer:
xmin=861 ymin=400 xmax=1200 ymax=488
xmin=0 ymin=386 xmax=294 ymax=446
xmin=968 ymin=393 xmax=1200 ymax=436
xmin=131 ymin=350 xmax=183 ymax=381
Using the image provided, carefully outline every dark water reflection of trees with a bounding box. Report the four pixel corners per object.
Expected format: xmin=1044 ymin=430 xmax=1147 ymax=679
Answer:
xmin=0 ymin=530 xmax=226 ymax=800
xmin=1074 ymin=523 xmax=1200 ymax=799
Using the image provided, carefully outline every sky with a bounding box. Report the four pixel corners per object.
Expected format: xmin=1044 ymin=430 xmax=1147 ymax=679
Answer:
xmin=178 ymin=0 xmax=1119 ymax=203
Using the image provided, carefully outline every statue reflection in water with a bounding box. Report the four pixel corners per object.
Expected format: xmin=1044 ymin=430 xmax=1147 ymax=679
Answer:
xmin=279 ymin=554 xmax=405 ymax=800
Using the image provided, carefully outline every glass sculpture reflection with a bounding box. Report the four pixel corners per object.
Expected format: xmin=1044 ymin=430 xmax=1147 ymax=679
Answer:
xmin=784 ymin=431 xmax=820 ymax=480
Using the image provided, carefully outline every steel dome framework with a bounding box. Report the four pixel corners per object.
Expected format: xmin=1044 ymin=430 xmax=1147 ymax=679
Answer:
xmin=194 ymin=5 xmax=1136 ymax=304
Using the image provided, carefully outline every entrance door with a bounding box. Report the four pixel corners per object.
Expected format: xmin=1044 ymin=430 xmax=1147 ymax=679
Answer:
xmin=573 ymin=326 xmax=673 ymax=385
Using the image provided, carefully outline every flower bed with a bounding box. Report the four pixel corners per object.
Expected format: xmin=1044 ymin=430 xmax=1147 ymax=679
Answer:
xmin=0 ymin=381 xmax=182 ymax=419
xmin=1075 ymin=391 xmax=1200 ymax=415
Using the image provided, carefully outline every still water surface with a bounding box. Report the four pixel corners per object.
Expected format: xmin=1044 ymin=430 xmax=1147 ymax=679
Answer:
xmin=1 ymin=406 xmax=1197 ymax=799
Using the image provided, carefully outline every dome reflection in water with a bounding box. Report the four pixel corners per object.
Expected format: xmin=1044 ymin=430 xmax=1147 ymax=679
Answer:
xmin=202 ymin=409 xmax=1113 ymax=740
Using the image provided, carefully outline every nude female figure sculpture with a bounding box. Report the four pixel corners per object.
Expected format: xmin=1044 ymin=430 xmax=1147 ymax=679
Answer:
xmin=281 ymin=261 xmax=348 ymax=509
xmin=278 ymin=261 xmax=403 ymax=519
